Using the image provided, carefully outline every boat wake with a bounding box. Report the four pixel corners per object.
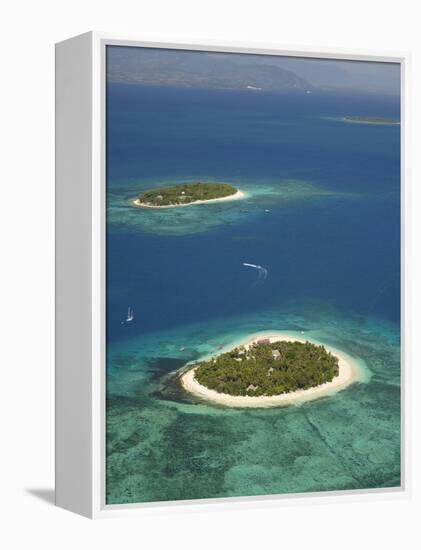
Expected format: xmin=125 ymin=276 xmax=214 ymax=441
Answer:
xmin=242 ymin=262 xmax=268 ymax=282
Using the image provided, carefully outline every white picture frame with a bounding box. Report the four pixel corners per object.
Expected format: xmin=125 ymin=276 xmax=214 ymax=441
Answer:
xmin=55 ymin=31 xmax=410 ymax=518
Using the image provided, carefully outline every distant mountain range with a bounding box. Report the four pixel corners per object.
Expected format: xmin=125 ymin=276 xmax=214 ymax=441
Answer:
xmin=107 ymin=47 xmax=312 ymax=92
xmin=107 ymin=47 xmax=400 ymax=95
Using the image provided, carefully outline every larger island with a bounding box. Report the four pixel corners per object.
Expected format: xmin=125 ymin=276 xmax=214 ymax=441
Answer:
xmin=180 ymin=333 xmax=363 ymax=407
xmin=132 ymin=182 xmax=245 ymax=208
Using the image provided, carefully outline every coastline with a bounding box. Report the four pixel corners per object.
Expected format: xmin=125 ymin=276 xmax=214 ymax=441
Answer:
xmin=180 ymin=332 xmax=364 ymax=408
xmin=131 ymin=189 xmax=246 ymax=209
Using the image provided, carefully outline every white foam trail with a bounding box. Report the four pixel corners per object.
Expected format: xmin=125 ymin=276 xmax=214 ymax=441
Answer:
xmin=242 ymin=262 xmax=268 ymax=281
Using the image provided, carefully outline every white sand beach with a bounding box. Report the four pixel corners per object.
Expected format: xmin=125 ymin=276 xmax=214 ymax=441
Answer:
xmin=131 ymin=189 xmax=246 ymax=208
xmin=180 ymin=332 xmax=363 ymax=408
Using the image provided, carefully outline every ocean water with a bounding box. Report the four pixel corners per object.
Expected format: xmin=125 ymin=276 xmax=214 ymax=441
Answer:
xmin=105 ymin=83 xmax=401 ymax=504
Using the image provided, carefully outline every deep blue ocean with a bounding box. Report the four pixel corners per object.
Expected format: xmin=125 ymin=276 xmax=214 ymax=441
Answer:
xmin=105 ymin=83 xmax=401 ymax=504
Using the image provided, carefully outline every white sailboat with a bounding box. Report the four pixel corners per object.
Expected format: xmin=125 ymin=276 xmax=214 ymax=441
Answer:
xmin=126 ymin=306 xmax=134 ymax=322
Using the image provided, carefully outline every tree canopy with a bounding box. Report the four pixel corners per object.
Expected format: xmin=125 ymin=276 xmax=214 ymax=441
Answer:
xmin=137 ymin=182 xmax=237 ymax=206
xmin=194 ymin=340 xmax=339 ymax=397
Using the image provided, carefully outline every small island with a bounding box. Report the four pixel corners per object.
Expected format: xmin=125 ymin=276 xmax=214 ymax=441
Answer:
xmin=180 ymin=333 xmax=363 ymax=408
xmin=195 ymin=339 xmax=338 ymax=396
xmin=132 ymin=182 xmax=245 ymax=208
xmin=342 ymin=116 xmax=399 ymax=125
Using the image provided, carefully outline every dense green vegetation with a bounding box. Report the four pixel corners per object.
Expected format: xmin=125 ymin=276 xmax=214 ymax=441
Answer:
xmin=137 ymin=182 xmax=237 ymax=206
xmin=194 ymin=340 xmax=339 ymax=396
xmin=343 ymin=116 xmax=399 ymax=125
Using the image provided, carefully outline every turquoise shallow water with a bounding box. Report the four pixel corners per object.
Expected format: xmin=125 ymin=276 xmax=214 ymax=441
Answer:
xmin=106 ymin=303 xmax=400 ymax=504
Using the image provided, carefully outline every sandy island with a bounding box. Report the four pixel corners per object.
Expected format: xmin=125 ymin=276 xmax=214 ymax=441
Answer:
xmin=131 ymin=189 xmax=246 ymax=209
xmin=180 ymin=332 xmax=364 ymax=408
xmin=341 ymin=117 xmax=400 ymax=126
